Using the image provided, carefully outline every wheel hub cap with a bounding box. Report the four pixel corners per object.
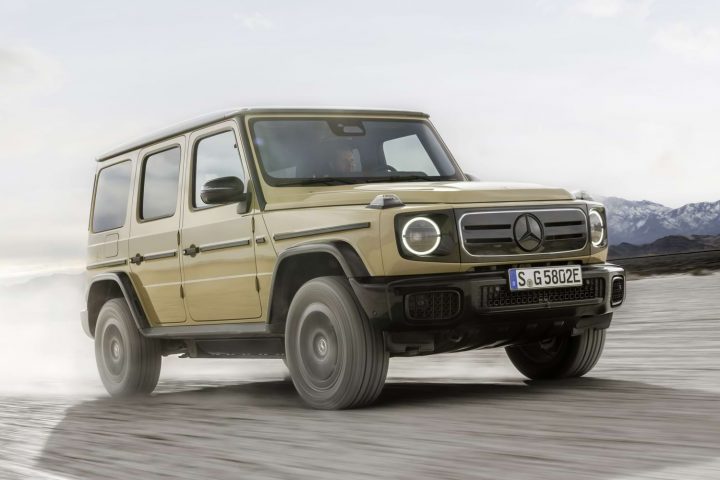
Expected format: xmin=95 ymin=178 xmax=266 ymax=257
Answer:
xmin=315 ymin=336 xmax=328 ymax=357
xmin=111 ymin=340 xmax=122 ymax=359
xmin=102 ymin=324 xmax=125 ymax=377
xmin=298 ymin=310 xmax=339 ymax=386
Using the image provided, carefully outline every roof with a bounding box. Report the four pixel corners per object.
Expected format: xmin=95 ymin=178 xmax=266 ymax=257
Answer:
xmin=95 ymin=107 xmax=430 ymax=162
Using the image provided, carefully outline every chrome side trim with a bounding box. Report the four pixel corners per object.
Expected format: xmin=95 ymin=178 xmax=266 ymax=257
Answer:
xmin=458 ymin=208 xmax=589 ymax=258
xmin=199 ymin=239 xmax=251 ymax=253
xmin=87 ymin=258 xmax=128 ymax=270
xmin=273 ymin=222 xmax=371 ymax=241
xmin=143 ymin=250 xmax=178 ymax=261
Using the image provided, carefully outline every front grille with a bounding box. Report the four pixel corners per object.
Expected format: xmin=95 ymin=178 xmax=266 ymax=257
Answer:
xmin=458 ymin=208 xmax=588 ymax=257
xmin=405 ymin=290 xmax=461 ymax=322
xmin=611 ymin=276 xmax=625 ymax=306
xmin=477 ymin=278 xmax=605 ymax=309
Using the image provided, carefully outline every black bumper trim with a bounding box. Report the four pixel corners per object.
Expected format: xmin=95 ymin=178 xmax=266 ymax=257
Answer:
xmin=350 ymin=263 xmax=625 ymax=332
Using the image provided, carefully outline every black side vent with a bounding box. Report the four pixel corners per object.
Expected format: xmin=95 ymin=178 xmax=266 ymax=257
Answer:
xmin=405 ymin=290 xmax=461 ymax=322
xmin=611 ymin=276 xmax=625 ymax=306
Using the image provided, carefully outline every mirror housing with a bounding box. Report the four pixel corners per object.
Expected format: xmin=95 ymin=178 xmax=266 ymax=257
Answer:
xmin=200 ymin=176 xmax=246 ymax=205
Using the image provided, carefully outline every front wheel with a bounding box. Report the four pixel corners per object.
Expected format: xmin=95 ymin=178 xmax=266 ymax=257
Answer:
xmin=505 ymin=329 xmax=606 ymax=380
xmin=285 ymin=276 xmax=388 ymax=410
xmin=95 ymin=298 xmax=162 ymax=396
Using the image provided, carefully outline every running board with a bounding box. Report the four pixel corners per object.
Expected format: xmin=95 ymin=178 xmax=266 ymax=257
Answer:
xmin=141 ymin=322 xmax=271 ymax=340
xmin=191 ymin=337 xmax=285 ymax=358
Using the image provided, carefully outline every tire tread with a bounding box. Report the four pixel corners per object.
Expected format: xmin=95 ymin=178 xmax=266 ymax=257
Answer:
xmin=505 ymin=328 xmax=606 ymax=380
xmin=95 ymin=298 xmax=161 ymax=397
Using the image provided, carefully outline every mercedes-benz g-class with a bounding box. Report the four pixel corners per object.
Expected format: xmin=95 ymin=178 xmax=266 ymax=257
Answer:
xmin=82 ymin=107 xmax=625 ymax=409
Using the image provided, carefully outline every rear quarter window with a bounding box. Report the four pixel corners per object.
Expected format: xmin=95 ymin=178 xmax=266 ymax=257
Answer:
xmin=92 ymin=161 xmax=132 ymax=233
xmin=141 ymin=147 xmax=181 ymax=220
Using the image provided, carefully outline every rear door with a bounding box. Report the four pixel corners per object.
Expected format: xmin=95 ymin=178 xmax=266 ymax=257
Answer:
xmin=128 ymin=138 xmax=186 ymax=325
xmin=180 ymin=121 xmax=261 ymax=322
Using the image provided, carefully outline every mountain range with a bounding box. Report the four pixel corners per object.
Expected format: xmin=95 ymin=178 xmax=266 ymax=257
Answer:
xmin=599 ymin=196 xmax=720 ymax=245
xmin=608 ymin=234 xmax=720 ymax=259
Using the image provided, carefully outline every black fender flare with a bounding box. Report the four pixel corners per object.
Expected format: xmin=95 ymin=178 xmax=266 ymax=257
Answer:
xmin=274 ymin=240 xmax=370 ymax=278
xmin=85 ymin=272 xmax=150 ymax=335
xmin=266 ymin=241 xmax=372 ymax=331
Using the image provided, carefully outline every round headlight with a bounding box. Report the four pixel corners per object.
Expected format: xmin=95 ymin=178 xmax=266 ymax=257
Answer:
xmin=401 ymin=217 xmax=441 ymax=256
xmin=589 ymin=209 xmax=605 ymax=247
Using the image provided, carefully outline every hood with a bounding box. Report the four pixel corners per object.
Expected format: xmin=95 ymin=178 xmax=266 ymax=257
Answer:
xmin=264 ymin=181 xmax=575 ymax=210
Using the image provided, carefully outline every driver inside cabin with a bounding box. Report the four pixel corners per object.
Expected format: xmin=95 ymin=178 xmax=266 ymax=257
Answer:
xmin=327 ymin=147 xmax=358 ymax=176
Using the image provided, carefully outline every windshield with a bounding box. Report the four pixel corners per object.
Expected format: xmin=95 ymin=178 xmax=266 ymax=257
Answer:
xmin=249 ymin=118 xmax=463 ymax=186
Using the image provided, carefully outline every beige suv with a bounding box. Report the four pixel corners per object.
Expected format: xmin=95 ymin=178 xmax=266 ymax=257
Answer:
xmin=82 ymin=107 xmax=625 ymax=409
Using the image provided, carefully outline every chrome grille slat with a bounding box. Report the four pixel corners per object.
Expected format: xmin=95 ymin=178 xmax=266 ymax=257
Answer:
xmin=458 ymin=208 xmax=588 ymax=257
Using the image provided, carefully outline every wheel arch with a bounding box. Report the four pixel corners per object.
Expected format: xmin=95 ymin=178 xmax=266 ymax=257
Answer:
xmin=267 ymin=241 xmax=371 ymax=333
xmin=86 ymin=272 xmax=150 ymax=337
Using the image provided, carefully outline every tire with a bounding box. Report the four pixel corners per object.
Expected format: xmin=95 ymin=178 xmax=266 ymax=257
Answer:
xmin=284 ymin=276 xmax=388 ymax=410
xmin=95 ymin=298 xmax=162 ymax=396
xmin=505 ymin=328 xmax=606 ymax=380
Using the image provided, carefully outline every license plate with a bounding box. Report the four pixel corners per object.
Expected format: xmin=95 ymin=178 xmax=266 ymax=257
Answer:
xmin=508 ymin=265 xmax=583 ymax=291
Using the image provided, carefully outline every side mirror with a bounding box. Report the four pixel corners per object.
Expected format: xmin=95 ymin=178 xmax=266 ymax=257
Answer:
xmin=465 ymin=173 xmax=481 ymax=181
xmin=200 ymin=176 xmax=246 ymax=205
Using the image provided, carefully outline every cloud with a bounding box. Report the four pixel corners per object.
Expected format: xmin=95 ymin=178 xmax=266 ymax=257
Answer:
xmin=233 ymin=12 xmax=275 ymax=30
xmin=0 ymin=44 xmax=62 ymax=97
xmin=652 ymin=23 xmax=720 ymax=63
xmin=572 ymin=0 xmax=654 ymax=19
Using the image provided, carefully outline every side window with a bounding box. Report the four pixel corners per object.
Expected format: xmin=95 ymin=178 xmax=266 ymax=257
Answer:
xmin=383 ymin=134 xmax=441 ymax=175
xmin=92 ymin=161 xmax=132 ymax=233
xmin=141 ymin=147 xmax=181 ymax=220
xmin=194 ymin=131 xmax=246 ymax=208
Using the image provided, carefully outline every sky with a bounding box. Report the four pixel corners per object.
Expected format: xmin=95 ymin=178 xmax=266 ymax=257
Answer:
xmin=1 ymin=0 xmax=720 ymax=275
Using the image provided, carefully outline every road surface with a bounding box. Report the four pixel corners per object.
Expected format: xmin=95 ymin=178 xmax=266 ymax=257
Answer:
xmin=1 ymin=273 xmax=719 ymax=479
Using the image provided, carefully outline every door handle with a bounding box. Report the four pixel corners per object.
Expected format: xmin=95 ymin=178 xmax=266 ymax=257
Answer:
xmin=130 ymin=253 xmax=144 ymax=265
xmin=183 ymin=245 xmax=199 ymax=257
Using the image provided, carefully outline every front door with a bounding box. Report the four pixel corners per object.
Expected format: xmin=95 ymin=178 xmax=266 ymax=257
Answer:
xmin=129 ymin=138 xmax=186 ymax=325
xmin=180 ymin=123 xmax=261 ymax=322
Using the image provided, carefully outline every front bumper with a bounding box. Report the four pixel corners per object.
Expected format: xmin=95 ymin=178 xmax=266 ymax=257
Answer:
xmin=351 ymin=263 xmax=625 ymax=354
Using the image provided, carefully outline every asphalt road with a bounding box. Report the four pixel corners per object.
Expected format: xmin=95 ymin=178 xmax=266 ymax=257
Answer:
xmin=1 ymin=273 xmax=719 ymax=479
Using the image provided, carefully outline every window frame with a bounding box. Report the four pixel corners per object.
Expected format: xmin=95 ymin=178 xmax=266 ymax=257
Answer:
xmin=90 ymin=159 xmax=133 ymax=234
xmin=138 ymin=144 xmax=183 ymax=223
xmin=190 ymin=128 xmax=247 ymax=212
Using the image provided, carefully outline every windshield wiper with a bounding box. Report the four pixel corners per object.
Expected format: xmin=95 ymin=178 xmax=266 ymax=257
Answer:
xmin=362 ymin=174 xmax=430 ymax=183
xmin=283 ymin=177 xmax=358 ymax=186
xmin=280 ymin=174 xmax=433 ymax=186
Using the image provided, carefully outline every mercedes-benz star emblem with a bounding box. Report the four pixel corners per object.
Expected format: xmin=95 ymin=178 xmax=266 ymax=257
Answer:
xmin=513 ymin=214 xmax=544 ymax=252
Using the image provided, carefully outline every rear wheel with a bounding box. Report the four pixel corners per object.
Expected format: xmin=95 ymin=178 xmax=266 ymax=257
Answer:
xmin=95 ymin=298 xmax=161 ymax=396
xmin=505 ymin=329 xmax=606 ymax=380
xmin=285 ymin=276 xmax=388 ymax=409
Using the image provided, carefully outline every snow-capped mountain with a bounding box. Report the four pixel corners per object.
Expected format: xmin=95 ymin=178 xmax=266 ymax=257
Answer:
xmin=599 ymin=196 xmax=720 ymax=245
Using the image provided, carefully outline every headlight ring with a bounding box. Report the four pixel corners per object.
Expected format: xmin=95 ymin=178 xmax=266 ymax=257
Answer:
xmin=401 ymin=217 xmax=441 ymax=256
xmin=589 ymin=209 xmax=605 ymax=247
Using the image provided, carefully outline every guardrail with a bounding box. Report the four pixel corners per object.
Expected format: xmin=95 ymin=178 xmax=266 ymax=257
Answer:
xmin=609 ymin=248 xmax=720 ymax=261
